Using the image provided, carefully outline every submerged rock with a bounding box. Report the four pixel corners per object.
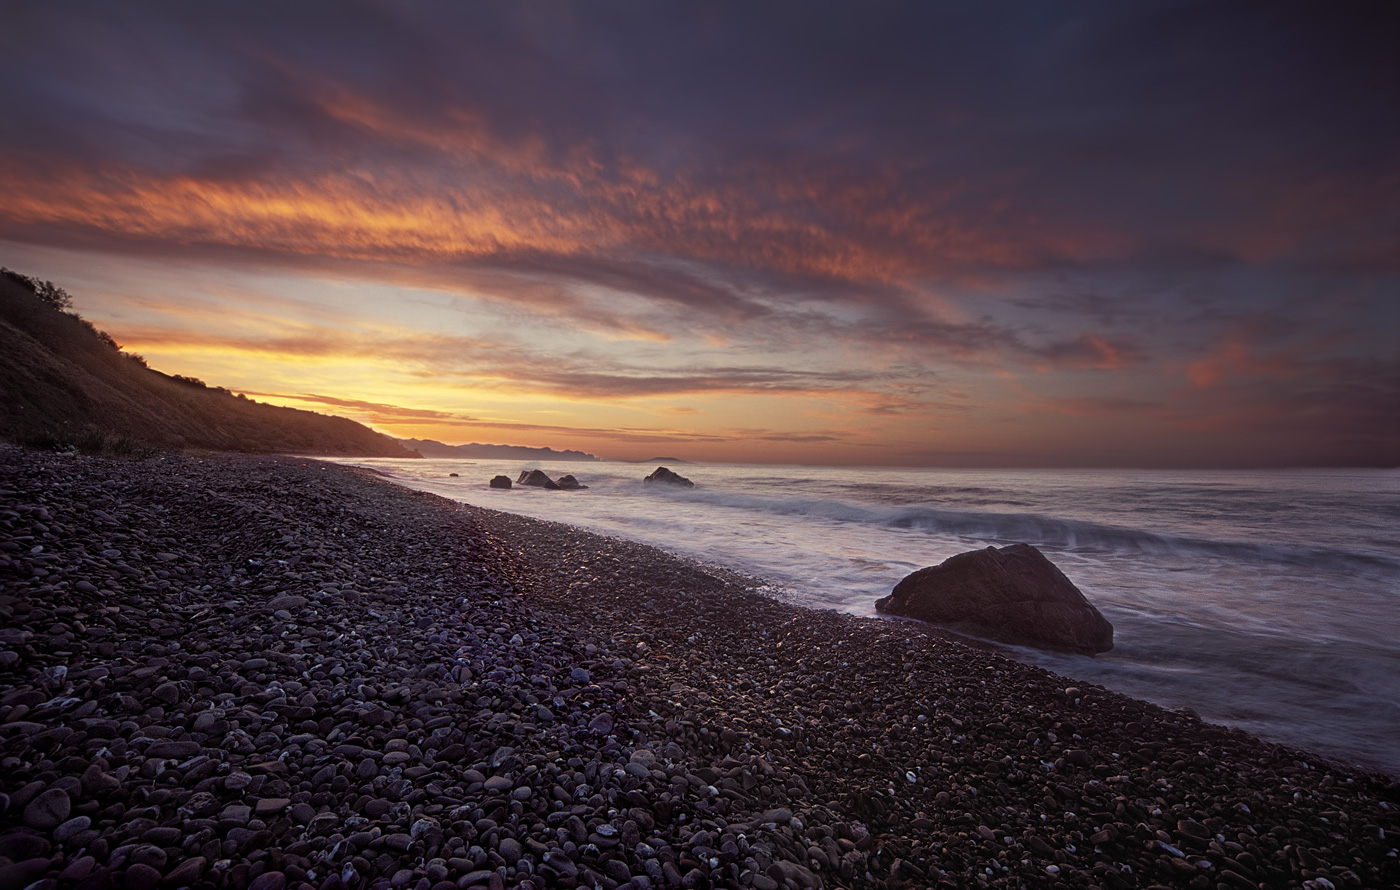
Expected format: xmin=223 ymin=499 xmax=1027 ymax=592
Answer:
xmin=557 ymin=474 xmax=589 ymax=490
xmin=643 ymin=466 xmax=694 ymax=487
xmin=517 ymin=469 xmax=561 ymax=489
xmin=489 ymin=475 xmax=513 ymax=489
xmin=875 ymin=543 xmax=1113 ymax=654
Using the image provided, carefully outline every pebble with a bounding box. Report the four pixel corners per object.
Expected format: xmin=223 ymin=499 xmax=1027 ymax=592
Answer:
xmin=248 ymin=871 xmax=287 ymax=890
xmin=164 ymin=856 xmax=207 ymax=886
xmin=23 ymin=788 xmax=71 ymax=829
xmin=53 ymin=815 xmax=91 ymax=842
xmin=224 ymin=771 xmax=252 ymax=790
xmin=150 ymin=680 xmax=180 ymax=704
xmin=498 ymin=837 xmax=522 ymax=862
xmin=255 ymin=797 xmax=291 ymax=816
xmin=57 ymin=856 xmax=95 ymax=881
xmin=123 ymin=863 xmax=162 ymax=890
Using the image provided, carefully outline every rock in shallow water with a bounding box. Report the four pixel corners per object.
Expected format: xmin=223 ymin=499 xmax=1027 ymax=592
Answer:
xmin=875 ymin=543 xmax=1114 ymax=654
xmin=643 ymin=466 xmax=694 ymax=487
xmin=516 ymin=469 xmax=560 ymax=489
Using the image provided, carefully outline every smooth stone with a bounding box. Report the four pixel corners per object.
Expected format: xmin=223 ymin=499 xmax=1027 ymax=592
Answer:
xmin=124 ymin=863 xmax=163 ymax=890
xmin=0 ymin=858 xmax=52 ymax=890
xmin=130 ymin=844 xmax=167 ymax=869
xmin=142 ymin=826 xmax=182 ymax=846
xmin=255 ymin=797 xmax=291 ymax=816
xmin=224 ymin=772 xmax=252 ymax=790
xmin=1178 ymin=818 xmax=1211 ymax=840
xmin=146 ymin=740 xmax=199 ymax=759
xmin=23 ymin=787 xmax=71 ymax=829
xmin=248 ymin=871 xmax=287 ymax=890
xmin=364 ymin=799 xmax=394 ymax=819
xmin=58 ymin=855 xmax=96 ymax=881
xmin=498 ymin=837 xmax=522 ymax=862
xmin=163 ymin=856 xmax=207 ymax=886
xmin=54 ymin=814 xmax=92 ymax=842
xmin=0 ymin=833 xmax=51 ymax=861
xmin=220 ymin=804 xmax=252 ymax=825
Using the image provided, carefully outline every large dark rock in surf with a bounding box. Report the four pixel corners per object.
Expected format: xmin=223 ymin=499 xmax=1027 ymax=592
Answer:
xmin=644 ymin=466 xmax=694 ymax=487
xmin=516 ymin=469 xmax=560 ymax=490
xmin=489 ymin=475 xmax=512 ymax=489
xmin=875 ymin=543 xmax=1113 ymax=654
xmin=557 ymin=474 xmax=588 ymax=490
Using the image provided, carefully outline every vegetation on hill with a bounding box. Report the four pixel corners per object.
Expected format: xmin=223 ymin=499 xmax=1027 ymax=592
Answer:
xmin=0 ymin=268 xmax=420 ymax=458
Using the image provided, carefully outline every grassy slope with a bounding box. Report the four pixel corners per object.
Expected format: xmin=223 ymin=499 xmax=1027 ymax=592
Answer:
xmin=0 ymin=275 xmax=418 ymax=457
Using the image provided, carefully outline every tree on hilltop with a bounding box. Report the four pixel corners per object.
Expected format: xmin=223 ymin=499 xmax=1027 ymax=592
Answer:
xmin=1 ymin=267 xmax=73 ymax=311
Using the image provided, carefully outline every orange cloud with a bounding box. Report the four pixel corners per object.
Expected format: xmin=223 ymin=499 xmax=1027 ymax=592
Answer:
xmin=0 ymin=68 xmax=1129 ymax=298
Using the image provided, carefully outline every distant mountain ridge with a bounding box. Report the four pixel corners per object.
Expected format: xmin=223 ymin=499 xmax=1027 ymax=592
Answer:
xmin=0 ymin=268 xmax=419 ymax=457
xmin=401 ymin=438 xmax=599 ymax=461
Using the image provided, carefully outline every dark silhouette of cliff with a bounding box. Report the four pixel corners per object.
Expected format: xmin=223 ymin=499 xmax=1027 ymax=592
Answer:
xmin=0 ymin=269 xmax=420 ymax=458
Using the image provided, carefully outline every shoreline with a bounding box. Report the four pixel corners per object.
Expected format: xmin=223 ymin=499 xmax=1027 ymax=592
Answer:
xmin=1 ymin=448 xmax=1396 ymax=889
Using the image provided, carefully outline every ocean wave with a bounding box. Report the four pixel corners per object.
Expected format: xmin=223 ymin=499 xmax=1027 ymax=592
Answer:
xmin=641 ymin=486 xmax=1400 ymax=575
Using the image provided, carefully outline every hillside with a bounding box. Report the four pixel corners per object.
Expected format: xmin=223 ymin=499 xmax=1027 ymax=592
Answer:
xmin=0 ymin=269 xmax=420 ymax=457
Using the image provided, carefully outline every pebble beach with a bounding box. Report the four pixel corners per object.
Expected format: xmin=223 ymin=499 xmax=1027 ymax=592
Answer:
xmin=1 ymin=448 xmax=1396 ymax=890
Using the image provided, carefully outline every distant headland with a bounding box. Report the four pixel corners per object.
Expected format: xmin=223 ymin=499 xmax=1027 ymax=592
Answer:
xmin=400 ymin=438 xmax=600 ymax=462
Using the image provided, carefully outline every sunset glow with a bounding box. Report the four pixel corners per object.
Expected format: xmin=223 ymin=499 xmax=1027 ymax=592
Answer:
xmin=1 ymin=3 xmax=1395 ymax=466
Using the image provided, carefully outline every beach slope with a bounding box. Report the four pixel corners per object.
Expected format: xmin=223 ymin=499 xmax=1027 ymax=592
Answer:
xmin=1 ymin=449 xmax=1395 ymax=889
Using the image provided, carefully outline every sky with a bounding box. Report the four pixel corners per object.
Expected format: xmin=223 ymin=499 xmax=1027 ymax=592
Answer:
xmin=1 ymin=1 xmax=1396 ymax=467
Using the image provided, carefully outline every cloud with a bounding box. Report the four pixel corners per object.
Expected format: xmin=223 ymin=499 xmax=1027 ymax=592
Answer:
xmin=243 ymin=391 xmax=474 ymax=423
xmin=2 ymin=3 xmax=1395 ymax=466
xmin=1034 ymin=334 xmax=1142 ymax=371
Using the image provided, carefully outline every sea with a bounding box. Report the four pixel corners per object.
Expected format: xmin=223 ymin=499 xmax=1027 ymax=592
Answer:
xmin=324 ymin=457 xmax=1400 ymax=778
